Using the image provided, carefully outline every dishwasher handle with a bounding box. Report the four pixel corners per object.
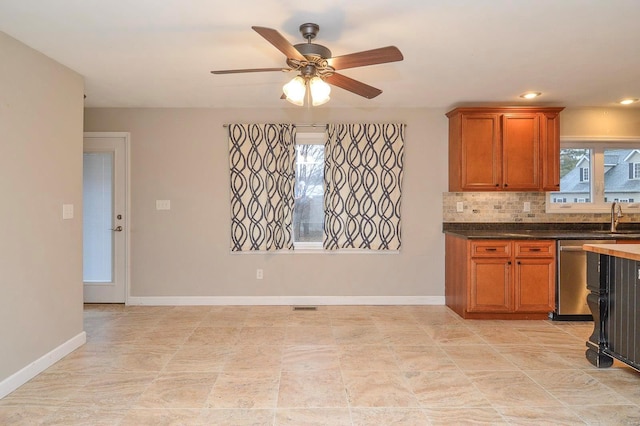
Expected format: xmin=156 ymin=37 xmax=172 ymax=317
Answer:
xmin=559 ymin=246 xmax=587 ymax=252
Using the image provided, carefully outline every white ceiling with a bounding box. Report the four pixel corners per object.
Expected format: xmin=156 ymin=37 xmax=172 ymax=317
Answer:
xmin=1 ymin=0 xmax=639 ymax=109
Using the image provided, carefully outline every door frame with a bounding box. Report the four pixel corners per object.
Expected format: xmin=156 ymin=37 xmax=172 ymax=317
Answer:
xmin=83 ymin=132 xmax=131 ymax=304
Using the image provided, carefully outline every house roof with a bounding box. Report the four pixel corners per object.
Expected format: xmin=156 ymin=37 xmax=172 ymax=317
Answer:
xmin=561 ymin=149 xmax=640 ymax=194
xmin=1 ymin=1 xmax=639 ymax=109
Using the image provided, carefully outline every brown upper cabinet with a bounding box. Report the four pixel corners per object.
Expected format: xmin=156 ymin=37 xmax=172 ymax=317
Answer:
xmin=447 ymin=107 xmax=564 ymax=192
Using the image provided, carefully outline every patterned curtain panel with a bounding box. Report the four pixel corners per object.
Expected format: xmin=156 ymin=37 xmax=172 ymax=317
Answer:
xmin=324 ymin=123 xmax=405 ymax=250
xmin=228 ymin=124 xmax=296 ymax=251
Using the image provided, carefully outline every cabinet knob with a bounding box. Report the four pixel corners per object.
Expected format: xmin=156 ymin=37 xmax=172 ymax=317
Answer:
xmin=504 ymin=183 xmax=509 ymax=188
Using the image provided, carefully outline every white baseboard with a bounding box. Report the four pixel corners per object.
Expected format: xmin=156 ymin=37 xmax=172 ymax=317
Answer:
xmin=0 ymin=331 xmax=86 ymax=399
xmin=127 ymin=295 xmax=445 ymax=306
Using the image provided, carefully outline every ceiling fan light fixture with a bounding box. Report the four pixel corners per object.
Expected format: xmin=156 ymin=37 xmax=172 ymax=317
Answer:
xmin=520 ymin=91 xmax=542 ymax=99
xmin=310 ymin=76 xmax=331 ymax=106
xmin=283 ymin=76 xmax=306 ymax=106
xmin=619 ymin=98 xmax=639 ymax=105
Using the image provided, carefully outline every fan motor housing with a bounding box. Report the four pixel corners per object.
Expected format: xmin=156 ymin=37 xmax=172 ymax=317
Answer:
xmin=294 ymin=43 xmax=332 ymax=60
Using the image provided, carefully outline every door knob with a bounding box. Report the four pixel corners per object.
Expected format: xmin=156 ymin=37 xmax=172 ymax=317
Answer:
xmin=111 ymin=226 xmax=123 ymax=232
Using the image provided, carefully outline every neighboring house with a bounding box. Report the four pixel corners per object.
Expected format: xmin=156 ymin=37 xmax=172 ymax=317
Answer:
xmin=552 ymin=149 xmax=640 ymax=203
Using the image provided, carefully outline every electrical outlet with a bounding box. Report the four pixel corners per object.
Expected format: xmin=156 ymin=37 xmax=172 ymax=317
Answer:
xmin=156 ymin=200 xmax=171 ymax=210
xmin=62 ymin=204 xmax=74 ymax=220
xmin=256 ymin=269 xmax=263 ymax=280
xmin=523 ymin=201 xmax=531 ymax=212
xmin=456 ymin=201 xmax=464 ymax=213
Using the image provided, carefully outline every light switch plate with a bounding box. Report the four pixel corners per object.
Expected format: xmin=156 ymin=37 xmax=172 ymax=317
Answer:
xmin=523 ymin=201 xmax=531 ymax=212
xmin=62 ymin=204 xmax=74 ymax=220
xmin=456 ymin=201 xmax=464 ymax=213
xmin=156 ymin=200 xmax=171 ymax=210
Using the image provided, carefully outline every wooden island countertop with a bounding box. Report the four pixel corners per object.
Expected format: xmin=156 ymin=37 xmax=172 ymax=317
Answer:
xmin=582 ymin=243 xmax=640 ymax=262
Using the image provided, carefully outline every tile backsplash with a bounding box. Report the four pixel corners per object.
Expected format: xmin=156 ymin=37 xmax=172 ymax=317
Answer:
xmin=443 ymin=192 xmax=640 ymax=223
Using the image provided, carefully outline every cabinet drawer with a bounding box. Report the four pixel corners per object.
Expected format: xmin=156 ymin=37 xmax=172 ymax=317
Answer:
xmin=471 ymin=241 xmax=511 ymax=257
xmin=515 ymin=241 xmax=554 ymax=257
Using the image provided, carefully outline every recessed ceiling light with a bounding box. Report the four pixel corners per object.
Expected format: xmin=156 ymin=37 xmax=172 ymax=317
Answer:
xmin=619 ymin=98 xmax=639 ymax=105
xmin=520 ymin=92 xmax=542 ymax=99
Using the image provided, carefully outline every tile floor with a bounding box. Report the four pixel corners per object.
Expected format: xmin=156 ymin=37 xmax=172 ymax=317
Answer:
xmin=2 ymin=304 xmax=640 ymax=425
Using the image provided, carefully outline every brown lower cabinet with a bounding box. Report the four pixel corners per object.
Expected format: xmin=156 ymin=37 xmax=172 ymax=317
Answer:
xmin=445 ymin=235 xmax=555 ymax=319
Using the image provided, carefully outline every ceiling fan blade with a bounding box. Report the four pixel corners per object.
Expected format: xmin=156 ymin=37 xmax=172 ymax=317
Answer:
xmin=328 ymin=46 xmax=404 ymax=70
xmin=211 ymin=68 xmax=289 ymax=74
xmin=252 ymin=26 xmax=306 ymax=61
xmin=324 ymin=73 xmax=382 ymax=99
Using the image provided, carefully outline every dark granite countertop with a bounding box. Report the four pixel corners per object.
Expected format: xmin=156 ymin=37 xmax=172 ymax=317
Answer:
xmin=443 ymin=223 xmax=640 ymax=240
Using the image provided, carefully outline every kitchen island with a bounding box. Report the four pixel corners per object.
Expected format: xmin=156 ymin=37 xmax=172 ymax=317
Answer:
xmin=583 ymin=243 xmax=640 ymax=370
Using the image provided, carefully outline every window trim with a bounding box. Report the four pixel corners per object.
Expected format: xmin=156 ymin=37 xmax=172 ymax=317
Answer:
xmin=546 ymin=136 xmax=640 ymax=213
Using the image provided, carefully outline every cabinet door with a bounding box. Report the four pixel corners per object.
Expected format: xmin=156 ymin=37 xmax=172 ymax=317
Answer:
xmin=540 ymin=112 xmax=561 ymax=191
xmin=502 ymin=113 xmax=540 ymax=190
xmin=469 ymin=257 xmax=511 ymax=312
xmin=460 ymin=113 xmax=501 ymax=190
xmin=513 ymin=257 xmax=555 ymax=313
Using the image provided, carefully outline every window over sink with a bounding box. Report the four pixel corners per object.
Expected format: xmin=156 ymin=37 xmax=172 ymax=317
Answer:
xmin=546 ymin=137 xmax=640 ymax=213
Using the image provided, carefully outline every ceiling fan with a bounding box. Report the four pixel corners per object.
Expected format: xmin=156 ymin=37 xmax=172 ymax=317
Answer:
xmin=211 ymin=23 xmax=404 ymax=106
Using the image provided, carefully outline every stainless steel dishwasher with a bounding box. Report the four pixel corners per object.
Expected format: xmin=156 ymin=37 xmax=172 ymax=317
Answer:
xmin=552 ymin=239 xmax=609 ymax=320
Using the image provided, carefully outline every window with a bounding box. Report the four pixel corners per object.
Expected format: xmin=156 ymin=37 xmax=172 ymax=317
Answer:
xmin=580 ymin=167 xmax=589 ymax=182
xmin=547 ymin=137 xmax=640 ymax=213
xmin=293 ymin=132 xmax=324 ymax=248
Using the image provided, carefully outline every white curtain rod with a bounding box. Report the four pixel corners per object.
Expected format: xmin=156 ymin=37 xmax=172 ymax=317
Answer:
xmin=222 ymin=123 xmax=327 ymax=128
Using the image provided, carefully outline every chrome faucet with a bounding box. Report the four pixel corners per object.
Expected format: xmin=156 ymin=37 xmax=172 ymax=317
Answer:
xmin=611 ymin=202 xmax=624 ymax=232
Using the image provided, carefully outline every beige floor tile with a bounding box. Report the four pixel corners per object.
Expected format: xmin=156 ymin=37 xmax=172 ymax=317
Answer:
xmin=1 ymin=371 xmax=92 ymax=403
xmin=0 ymin=406 xmax=58 ymax=425
xmin=120 ymin=408 xmax=204 ymax=426
xmin=338 ymin=344 xmax=399 ymax=371
xmin=525 ymin=369 xmax=634 ymax=406
xmin=377 ymin=325 xmax=436 ymax=346
xmin=277 ymin=370 xmax=348 ymax=408
xmin=185 ymin=326 xmax=241 ymax=345
xmin=423 ymin=407 xmax=508 ymax=425
xmin=497 ymin=344 xmax=577 ymax=370
xmin=282 ymin=345 xmax=340 ymax=371
xmin=466 ymin=370 xmax=562 ymax=407
xmin=587 ymin=367 xmax=640 ymax=404
xmin=275 ymin=408 xmax=351 ymax=425
xmin=441 ymin=344 xmax=519 ymax=371
xmin=287 ymin=310 xmax=332 ymax=327
xmin=284 ymin=326 xmax=335 ymax=345
xmin=350 ymin=407 xmax=430 ymax=425
xmin=570 ymin=404 xmax=640 ymax=425
xmin=224 ymin=345 xmax=283 ymax=372
xmin=497 ymin=405 xmax=587 ymax=425
xmin=516 ymin=326 xmax=584 ymax=346
xmin=404 ymin=370 xmax=491 ymax=408
xmin=392 ymin=345 xmax=459 ymax=372
xmin=236 ymin=326 xmax=286 ymax=345
xmin=65 ymin=371 xmax=157 ymax=409
xmin=342 ymin=370 xmax=419 ymax=408
xmin=200 ymin=408 xmax=275 ymax=425
xmin=5 ymin=305 xmax=640 ymax=425
xmin=467 ymin=324 xmax=534 ymax=345
xmin=332 ymin=325 xmax=385 ymax=345
xmin=206 ymin=371 xmax=279 ymax=409
xmin=41 ymin=407 xmax=128 ymax=425
xmin=134 ymin=372 xmax=218 ymax=409
xmin=110 ymin=345 xmax=176 ymax=372
xmin=422 ymin=324 xmax=485 ymax=345
xmin=164 ymin=344 xmax=233 ymax=372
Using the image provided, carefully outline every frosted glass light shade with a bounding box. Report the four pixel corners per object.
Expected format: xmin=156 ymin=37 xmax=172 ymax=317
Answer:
xmin=283 ymin=76 xmax=306 ymax=106
xmin=310 ymin=77 xmax=331 ymax=106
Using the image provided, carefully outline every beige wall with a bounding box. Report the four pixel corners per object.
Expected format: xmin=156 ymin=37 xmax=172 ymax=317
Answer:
xmin=0 ymin=33 xmax=84 ymax=383
xmin=83 ymin=108 xmax=449 ymax=301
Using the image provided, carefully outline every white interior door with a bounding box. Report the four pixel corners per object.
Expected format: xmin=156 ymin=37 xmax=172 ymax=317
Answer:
xmin=83 ymin=134 xmax=128 ymax=303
